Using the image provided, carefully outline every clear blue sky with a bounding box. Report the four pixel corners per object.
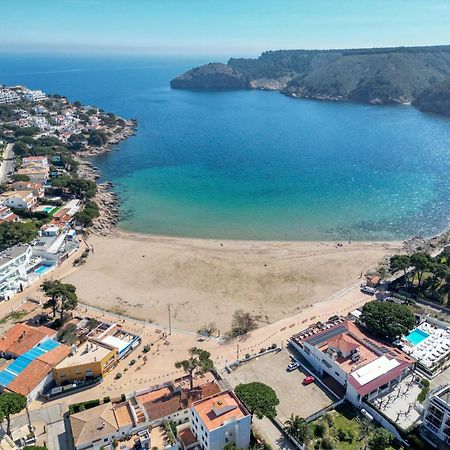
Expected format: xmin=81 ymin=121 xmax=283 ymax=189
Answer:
xmin=3 ymin=0 xmax=450 ymax=56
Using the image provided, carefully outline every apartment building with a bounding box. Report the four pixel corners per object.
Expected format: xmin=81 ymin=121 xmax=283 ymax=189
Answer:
xmin=422 ymin=384 xmax=450 ymax=447
xmin=0 ymin=245 xmax=33 ymax=300
xmin=189 ymin=391 xmax=252 ymax=450
xmin=0 ymin=191 xmax=37 ymax=210
xmin=0 ymin=89 xmax=19 ymax=104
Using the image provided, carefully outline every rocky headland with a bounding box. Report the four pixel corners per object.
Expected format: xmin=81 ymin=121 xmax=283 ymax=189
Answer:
xmin=171 ymin=45 xmax=450 ymax=116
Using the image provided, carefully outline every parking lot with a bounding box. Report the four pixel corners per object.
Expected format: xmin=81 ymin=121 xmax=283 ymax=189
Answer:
xmin=224 ymin=350 xmax=336 ymax=422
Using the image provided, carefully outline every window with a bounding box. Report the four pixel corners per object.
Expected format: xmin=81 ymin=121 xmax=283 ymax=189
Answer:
xmin=425 ymin=404 xmax=444 ymax=429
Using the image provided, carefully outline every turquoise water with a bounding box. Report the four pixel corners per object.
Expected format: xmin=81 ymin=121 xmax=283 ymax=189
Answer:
xmin=405 ymin=328 xmax=430 ymax=346
xmin=34 ymin=264 xmax=53 ymax=275
xmin=2 ymin=54 xmax=450 ymax=240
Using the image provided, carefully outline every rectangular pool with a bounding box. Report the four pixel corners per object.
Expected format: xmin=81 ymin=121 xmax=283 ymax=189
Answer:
xmin=34 ymin=264 xmax=53 ymax=275
xmin=405 ymin=328 xmax=430 ymax=346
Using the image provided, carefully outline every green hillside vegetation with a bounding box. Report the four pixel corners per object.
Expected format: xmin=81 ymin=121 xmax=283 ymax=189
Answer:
xmin=171 ymin=45 xmax=450 ymax=115
xmin=414 ymin=78 xmax=450 ymax=115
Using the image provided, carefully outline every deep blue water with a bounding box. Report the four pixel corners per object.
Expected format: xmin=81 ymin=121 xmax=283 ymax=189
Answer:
xmin=2 ymin=53 xmax=450 ymax=240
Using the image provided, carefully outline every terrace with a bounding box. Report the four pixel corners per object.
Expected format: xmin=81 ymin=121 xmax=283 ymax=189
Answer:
xmin=370 ymin=375 xmax=422 ymax=429
xmin=400 ymin=320 xmax=450 ymax=375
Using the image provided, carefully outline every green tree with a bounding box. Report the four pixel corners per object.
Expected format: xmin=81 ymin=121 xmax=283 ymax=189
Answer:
xmin=57 ymin=323 xmax=78 ymax=345
xmin=235 ymin=382 xmax=279 ymax=419
xmin=23 ymin=446 xmax=47 ymax=450
xmin=284 ymin=414 xmax=310 ymax=443
xmin=68 ymin=178 xmax=97 ymax=199
xmin=59 ymin=283 xmax=78 ymax=319
xmin=361 ymin=301 xmax=415 ymax=339
xmin=13 ymin=141 xmax=30 ymax=157
xmin=41 ymin=279 xmax=63 ymax=317
xmin=87 ymin=130 xmax=107 ymax=147
xmin=368 ymin=428 xmax=393 ymax=450
xmin=14 ymin=126 xmax=39 ymax=137
xmin=41 ymin=280 xmax=77 ymax=319
xmin=390 ymin=254 xmax=411 ymax=289
xmin=0 ymin=221 xmax=41 ymax=251
xmin=410 ymin=252 xmax=432 ymax=288
xmin=11 ymin=173 xmax=31 ymax=182
xmin=223 ymin=444 xmax=238 ymax=450
xmin=175 ymin=347 xmax=214 ymax=390
xmin=0 ymin=392 xmax=27 ymax=436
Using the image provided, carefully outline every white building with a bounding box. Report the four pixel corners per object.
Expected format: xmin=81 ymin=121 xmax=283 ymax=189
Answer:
xmin=189 ymin=391 xmax=251 ymax=450
xmin=31 ymin=116 xmax=49 ymax=130
xmin=0 ymin=245 xmax=32 ymax=300
xmin=0 ymin=89 xmax=19 ymax=104
xmin=23 ymin=89 xmax=46 ymax=102
xmin=0 ymin=191 xmax=37 ymax=210
xmin=290 ymin=320 xmax=415 ymax=408
xmin=421 ymin=384 xmax=450 ymax=446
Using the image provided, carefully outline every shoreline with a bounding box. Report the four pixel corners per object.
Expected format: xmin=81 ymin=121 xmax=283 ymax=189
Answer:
xmin=64 ymin=232 xmax=401 ymax=332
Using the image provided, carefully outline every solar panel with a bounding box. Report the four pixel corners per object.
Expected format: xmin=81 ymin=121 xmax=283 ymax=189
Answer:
xmin=307 ymin=324 xmax=347 ymax=346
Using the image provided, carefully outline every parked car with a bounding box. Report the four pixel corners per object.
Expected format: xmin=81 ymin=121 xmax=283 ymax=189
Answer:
xmin=361 ymin=285 xmax=376 ymax=295
xmin=302 ymin=375 xmax=315 ymax=385
xmin=287 ymin=361 xmax=300 ymax=372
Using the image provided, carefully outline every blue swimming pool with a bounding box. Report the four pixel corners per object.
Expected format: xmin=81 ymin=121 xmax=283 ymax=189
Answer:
xmin=42 ymin=206 xmax=53 ymax=213
xmin=405 ymin=328 xmax=430 ymax=346
xmin=34 ymin=264 xmax=53 ymax=275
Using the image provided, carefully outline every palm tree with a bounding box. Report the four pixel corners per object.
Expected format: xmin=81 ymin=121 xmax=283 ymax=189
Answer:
xmin=284 ymin=414 xmax=309 ymax=443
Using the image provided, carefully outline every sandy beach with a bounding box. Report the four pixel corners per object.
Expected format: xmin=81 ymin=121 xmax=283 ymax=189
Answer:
xmin=63 ymin=231 xmax=401 ymax=333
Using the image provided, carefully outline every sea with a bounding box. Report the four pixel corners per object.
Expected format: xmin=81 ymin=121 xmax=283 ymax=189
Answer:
xmin=1 ymin=53 xmax=450 ymax=241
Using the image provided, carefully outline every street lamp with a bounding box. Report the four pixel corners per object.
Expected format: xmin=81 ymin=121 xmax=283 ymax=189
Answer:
xmin=168 ymin=305 xmax=172 ymax=335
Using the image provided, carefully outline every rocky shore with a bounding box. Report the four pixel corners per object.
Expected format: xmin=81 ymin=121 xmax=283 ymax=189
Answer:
xmin=404 ymin=230 xmax=450 ymax=255
xmin=76 ymin=159 xmax=120 ymax=236
xmin=77 ymin=119 xmax=137 ymax=158
xmin=73 ymin=118 xmax=137 ymax=235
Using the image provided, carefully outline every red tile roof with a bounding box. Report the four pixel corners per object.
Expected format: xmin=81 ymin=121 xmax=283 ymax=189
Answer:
xmin=327 ymin=334 xmax=360 ymax=354
xmin=0 ymin=324 xmax=55 ymax=356
xmin=6 ymin=359 xmax=52 ymax=396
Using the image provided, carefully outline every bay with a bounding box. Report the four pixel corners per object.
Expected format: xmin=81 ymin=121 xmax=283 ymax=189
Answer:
xmin=1 ymin=53 xmax=450 ymax=240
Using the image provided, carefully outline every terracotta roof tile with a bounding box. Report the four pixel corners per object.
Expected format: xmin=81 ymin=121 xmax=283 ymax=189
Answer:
xmin=36 ymin=344 xmax=70 ymax=366
xmin=6 ymin=359 xmax=52 ymax=396
xmin=0 ymin=324 xmax=55 ymax=356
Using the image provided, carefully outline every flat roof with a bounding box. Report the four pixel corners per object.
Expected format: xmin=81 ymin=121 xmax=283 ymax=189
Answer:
xmin=193 ymin=391 xmax=249 ymax=432
xmin=351 ymin=356 xmax=400 ymax=386
xmin=55 ymin=341 xmax=113 ymax=369
xmin=113 ymin=402 xmax=133 ymax=428
xmin=437 ymin=385 xmax=450 ymax=405
xmin=101 ymin=335 xmax=129 ymax=353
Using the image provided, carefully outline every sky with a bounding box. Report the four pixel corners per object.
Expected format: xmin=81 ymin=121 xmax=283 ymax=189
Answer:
xmin=2 ymin=0 xmax=450 ymax=56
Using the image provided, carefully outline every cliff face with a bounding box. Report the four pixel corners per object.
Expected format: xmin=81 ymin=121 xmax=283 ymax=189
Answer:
xmin=170 ymin=63 xmax=250 ymax=90
xmin=414 ymin=79 xmax=450 ymax=116
xmin=170 ymin=46 xmax=450 ymax=115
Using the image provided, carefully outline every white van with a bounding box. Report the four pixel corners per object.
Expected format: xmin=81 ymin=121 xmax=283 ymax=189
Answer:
xmin=361 ymin=285 xmax=376 ymax=295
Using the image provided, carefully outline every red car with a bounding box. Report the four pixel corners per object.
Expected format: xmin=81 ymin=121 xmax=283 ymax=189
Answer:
xmin=302 ymin=376 xmax=315 ymax=385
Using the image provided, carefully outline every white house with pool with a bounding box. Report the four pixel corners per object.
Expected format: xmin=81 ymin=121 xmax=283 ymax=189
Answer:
xmin=399 ymin=318 xmax=450 ymax=378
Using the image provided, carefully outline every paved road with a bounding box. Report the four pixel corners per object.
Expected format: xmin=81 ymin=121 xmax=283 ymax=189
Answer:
xmin=0 ymin=143 xmax=14 ymax=183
